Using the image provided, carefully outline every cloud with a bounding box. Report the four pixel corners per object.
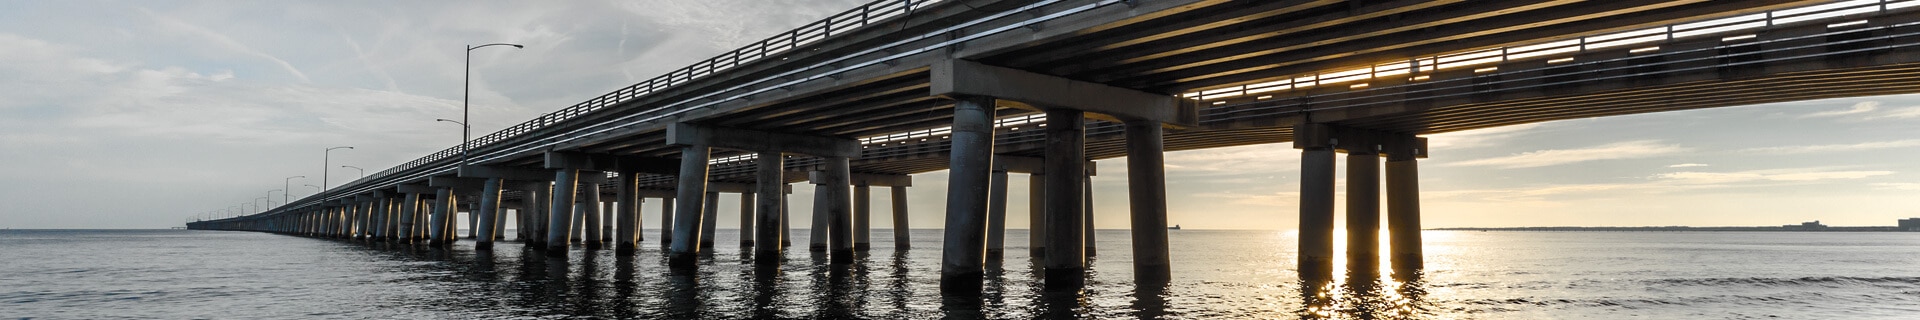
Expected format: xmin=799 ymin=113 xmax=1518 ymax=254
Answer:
xmin=1867 ymin=106 xmax=1920 ymax=120
xmin=137 ymin=8 xmax=311 ymax=83
xmin=1426 ymin=123 xmax=1542 ymax=149
xmin=1668 ymin=163 xmax=1709 ymax=168
xmin=1740 ymin=139 xmax=1920 ymax=154
xmin=1873 ymin=183 xmax=1920 ymax=191
xmin=1800 ymin=101 xmax=1878 ymax=118
xmin=1428 ymin=167 xmax=1896 ymax=202
xmin=1446 ymin=140 xmax=1689 ymax=168
xmin=1655 ymin=169 xmax=1893 ymax=184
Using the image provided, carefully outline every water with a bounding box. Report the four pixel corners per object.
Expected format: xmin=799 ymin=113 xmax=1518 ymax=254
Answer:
xmin=4 ymin=229 xmax=1919 ymax=319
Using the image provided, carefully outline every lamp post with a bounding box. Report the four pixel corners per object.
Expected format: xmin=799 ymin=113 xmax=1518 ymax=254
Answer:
xmin=304 ymin=184 xmax=323 ymax=198
xmin=268 ymin=189 xmax=283 ymax=208
xmin=461 ymin=43 xmax=523 ymax=171
xmin=284 ymin=176 xmax=305 ymax=207
xmin=436 ymin=119 xmax=468 ymax=166
xmin=255 ymin=197 xmax=269 ymax=214
xmin=340 ymin=165 xmax=364 ymax=179
xmin=323 ymin=146 xmax=353 ymax=196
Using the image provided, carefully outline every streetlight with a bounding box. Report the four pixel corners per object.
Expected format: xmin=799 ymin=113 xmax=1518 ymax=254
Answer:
xmin=340 ymin=165 xmax=364 ymax=179
xmin=323 ymin=146 xmax=353 ymax=195
xmin=436 ymin=119 xmax=468 ymax=165
xmin=303 ymin=184 xmax=323 ymax=197
xmin=284 ymin=176 xmax=305 ymax=206
xmin=255 ymin=197 xmax=269 ymax=213
xmin=268 ymin=189 xmax=283 ymax=208
xmin=462 ymin=42 xmax=524 ymax=171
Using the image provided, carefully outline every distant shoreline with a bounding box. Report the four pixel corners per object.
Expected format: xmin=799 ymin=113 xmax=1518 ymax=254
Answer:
xmin=1433 ymin=226 xmax=1913 ymax=232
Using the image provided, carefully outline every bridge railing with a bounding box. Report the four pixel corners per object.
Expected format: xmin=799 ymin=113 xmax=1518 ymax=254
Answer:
xmin=1182 ymin=0 xmax=1916 ymax=102
xmin=357 ymin=0 xmax=947 ymax=185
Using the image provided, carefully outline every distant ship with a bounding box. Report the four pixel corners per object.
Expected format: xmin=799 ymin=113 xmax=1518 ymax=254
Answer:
xmin=1168 ymin=225 xmax=1181 ymax=230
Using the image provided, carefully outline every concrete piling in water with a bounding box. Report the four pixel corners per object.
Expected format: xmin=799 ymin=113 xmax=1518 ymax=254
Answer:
xmin=1387 ymin=151 xmax=1423 ymax=274
xmin=753 ymin=151 xmax=785 ymax=262
xmin=891 ymin=185 xmax=910 ymax=251
xmin=1298 ymin=145 xmax=1337 ymax=284
xmin=1347 ymin=150 xmax=1382 ymax=276
xmin=616 ymin=172 xmax=641 ymax=254
xmin=700 ymin=191 xmax=719 ymax=249
xmin=547 ymin=169 xmax=579 ymax=256
xmin=938 ymin=95 xmax=993 ymax=294
xmin=810 ymin=183 xmax=829 ymax=252
xmin=985 ymin=169 xmax=1008 ymax=257
xmin=739 ymin=191 xmax=755 ymax=247
xmin=1125 ymin=120 xmax=1172 ymax=283
xmin=428 ymin=188 xmax=452 ymax=247
xmin=584 ymin=183 xmax=604 ymax=250
xmin=852 ymin=183 xmax=871 ymax=251
xmin=668 ymin=145 xmax=710 ymax=267
xmin=659 ymin=197 xmax=674 ymax=249
xmin=822 ymin=156 xmax=854 ymax=265
xmin=1028 ymin=172 xmax=1047 ymax=258
xmin=475 ymin=178 xmax=503 ymax=250
xmin=1042 ymin=109 xmax=1087 ymax=290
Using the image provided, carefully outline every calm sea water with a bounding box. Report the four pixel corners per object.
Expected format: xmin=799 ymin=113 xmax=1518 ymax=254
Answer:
xmin=3 ymin=229 xmax=1919 ymax=319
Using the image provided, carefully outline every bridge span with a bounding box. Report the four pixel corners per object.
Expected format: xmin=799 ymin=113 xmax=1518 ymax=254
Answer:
xmin=190 ymin=0 xmax=1920 ymax=294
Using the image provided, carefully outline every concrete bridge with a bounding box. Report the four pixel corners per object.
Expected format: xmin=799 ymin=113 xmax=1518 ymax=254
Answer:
xmin=189 ymin=0 xmax=1920 ymax=294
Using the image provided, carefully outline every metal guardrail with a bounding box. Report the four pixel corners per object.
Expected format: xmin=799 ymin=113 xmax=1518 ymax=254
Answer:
xmin=253 ymin=0 xmax=1901 ymax=222
xmin=1181 ymin=0 xmax=1918 ymax=102
xmin=361 ymin=0 xmax=948 ymax=183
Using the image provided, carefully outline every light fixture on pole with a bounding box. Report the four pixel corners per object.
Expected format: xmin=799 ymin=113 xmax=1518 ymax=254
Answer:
xmin=436 ymin=119 xmax=468 ymax=168
xmin=461 ymin=43 xmax=523 ymax=172
xmin=340 ymin=165 xmax=365 ymax=179
xmin=323 ymin=146 xmax=353 ymax=195
xmin=284 ymin=176 xmax=305 ymax=207
xmin=304 ymin=184 xmax=323 ymax=197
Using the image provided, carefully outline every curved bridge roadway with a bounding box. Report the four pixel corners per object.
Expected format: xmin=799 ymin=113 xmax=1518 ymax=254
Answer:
xmin=190 ymin=0 xmax=1920 ymax=293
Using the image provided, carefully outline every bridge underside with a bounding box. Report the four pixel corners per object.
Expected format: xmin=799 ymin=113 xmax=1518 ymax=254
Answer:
xmin=194 ymin=0 xmax=1920 ymax=296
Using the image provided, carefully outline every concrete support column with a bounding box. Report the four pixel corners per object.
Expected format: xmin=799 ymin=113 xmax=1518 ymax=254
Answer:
xmin=781 ymin=192 xmax=792 ymax=247
xmin=1028 ymin=172 xmax=1046 ymax=257
xmin=1125 ymin=120 xmax=1171 ymax=282
xmin=528 ymin=182 xmax=552 ymax=246
xmin=700 ymin=191 xmax=719 ymax=249
xmin=985 ymin=169 xmax=1009 ymax=257
xmin=616 ymin=172 xmax=641 ymax=253
xmin=853 ymin=184 xmax=871 ymax=250
xmin=739 ymin=191 xmax=755 ymax=247
xmin=1299 ymin=147 xmax=1337 ymax=282
xmin=659 ymin=197 xmax=674 ymax=248
xmin=467 ymin=206 xmax=478 ymax=239
xmin=1347 ymin=151 xmax=1381 ymax=275
xmin=822 ymin=156 xmax=854 ymax=264
xmin=754 ymin=151 xmax=785 ymax=260
xmin=583 ymin=183 xmax=605 ymax=250
xmin=939 ymin=95 xmax=994 ymax=294
xmin=570 ymin=199 xmax=585 ymax=243
xmin=475 ymin=178 xmax=504 ymax=250
xmin=1386 ymin=156 xmax=1422 ymax=272
xmin=428 ymin=188 xmax=454 ymax=247
xmin=668 ymin=145 xmax=711 ymax=266
xmin=601 ymin=202 xmax=614 ymax=243
xmin=891 ymin=185 xmax=911 ymax=251
xmin=1084 ymin=173 xmax=1096 ymax=257
xmin=373 ymin=196 xmax=389 ymax=241
xmin=547 ymin=169 xmax=580 ymax=255
xmin=1042 ymin=109 xmax=1087 ymax=290
xmin=809 ymin=184 xmax=828 ymax=252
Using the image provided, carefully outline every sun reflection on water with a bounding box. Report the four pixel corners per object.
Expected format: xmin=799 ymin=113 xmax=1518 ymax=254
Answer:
xmin=1296 ymin=229 xmax=1439 ymax=319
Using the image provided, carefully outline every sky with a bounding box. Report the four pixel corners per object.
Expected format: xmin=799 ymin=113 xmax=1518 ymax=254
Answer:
xmin=1 ymin=1 xmax=1916 ymax=230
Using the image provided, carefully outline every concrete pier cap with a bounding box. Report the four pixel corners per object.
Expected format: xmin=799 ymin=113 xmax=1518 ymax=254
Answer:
xmin=929 ymin=59 xmax=1196 ymax=128
xmin=1291 ymin=123 xmax=1429 ymax=158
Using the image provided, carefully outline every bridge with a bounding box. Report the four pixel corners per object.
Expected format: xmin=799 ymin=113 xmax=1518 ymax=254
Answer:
xmin=189 ymin=0 xmax=1920 ymax=294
